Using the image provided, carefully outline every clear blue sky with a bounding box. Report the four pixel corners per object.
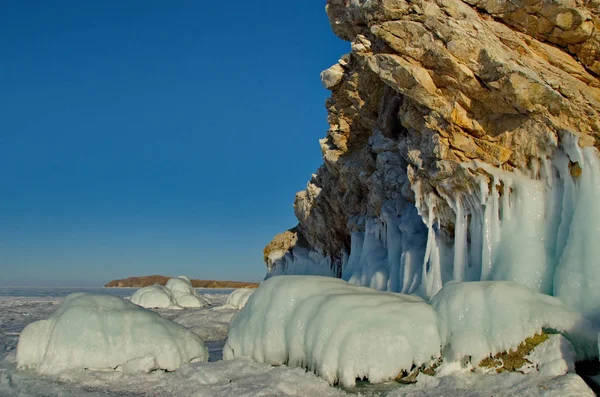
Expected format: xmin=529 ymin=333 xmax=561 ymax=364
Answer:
xmin=0 ymin=1 xmax=348 ymax=286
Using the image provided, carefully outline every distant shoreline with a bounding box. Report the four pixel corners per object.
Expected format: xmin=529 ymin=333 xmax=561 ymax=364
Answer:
xmin=104 ymin=275 xmax=260 ymax=289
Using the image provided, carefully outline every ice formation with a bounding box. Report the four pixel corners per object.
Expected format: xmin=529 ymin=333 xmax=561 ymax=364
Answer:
xmin=131 ymin=275 xmax=210 ymax=309
xmin=16 ymin=293 xmax=208 ymax=374
xmin=224 ymin=275 xmax=441 ymax=387
xmin=522 ymin=335 xmax=576 ymax=377
xmin=130 ymin=285 xmax=177 ymax=308
xmin=2 ymin=292 xmax=597 ymax=397
xmin=223 ymin=288 xmax=255 ymax=310
xmin=267 ymin=246 xmax=337 ymax=278
xmin=165 ymin=276 xmax=211 ymax=308
xmin=430 ymin=281 xmax=600 ymax=363
xmin=270 ymin=136 xmax=600 ymax=321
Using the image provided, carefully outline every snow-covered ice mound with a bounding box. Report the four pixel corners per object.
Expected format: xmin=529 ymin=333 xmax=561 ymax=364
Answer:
xmin=16 ymin=293 xmax=208 ymax=374
xmin=130 ymin=285 xmax=177 ymax=308
xmin=165 ymin=276 xmax=210 ymax=308
xmin=131 ymin=275 xmax=210 ymax=309
xmin=223 ymin=288 xmax=255 ymax=310
xmin=224 ymin=275 xmax=441 ymax=387
xmin=431 ymin=281 xmax=600 ymax=364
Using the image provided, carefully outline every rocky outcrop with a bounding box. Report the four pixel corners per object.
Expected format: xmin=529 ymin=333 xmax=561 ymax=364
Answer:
xmin=265 ymin=0 xmax=600 ymax=312
xmin=104 ymin=276 xmax=259 ymax=289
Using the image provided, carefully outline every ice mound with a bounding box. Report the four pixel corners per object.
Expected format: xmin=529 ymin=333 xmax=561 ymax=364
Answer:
xmin=130 ymin=285 xmax=177 ymax=308
xmin=131 ymin=275 xmax=210 ymax=309
xmin=16 ymin=293 xmax=208 ymax=374
xmin=431 ymin=281 xmax=599 ymax=364
xmin=165 ymin=276 xmax=210 ymax=308
xmin=224 ymin=288 xmax=255 ymax=310
xmin=223 ymin=275 xmax=441 ymax=387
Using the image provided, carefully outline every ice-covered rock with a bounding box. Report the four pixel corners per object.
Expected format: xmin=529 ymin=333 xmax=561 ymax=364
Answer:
xmin=522 ymin=335 xmax=576 ymax=377
xmin=430 ymin=281 xmax=599 ymax=364
xmin=224 ymin=288 xmax=254 ymax=310
xmin=166 ymin=276 xmax=210 ymax=308
xmin=130 ymin=285 xmax=177 ymax=308
xmin=264 ymin=0 xmax=600 ymax=322
xmin=16 ymin=293 xmax=208 ymax=374
xmin=224 ymin=275 xmax=441 ymax=387
xmin=131 ymin=276 xmax=210 ymax=309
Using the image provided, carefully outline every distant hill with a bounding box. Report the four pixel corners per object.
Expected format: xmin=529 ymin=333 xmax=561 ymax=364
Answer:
xmin=104 ymin=275 xmax=259 ymax=289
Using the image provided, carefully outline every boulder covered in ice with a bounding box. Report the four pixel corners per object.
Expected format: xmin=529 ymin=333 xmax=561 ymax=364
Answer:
xmin=224 ymin=275 xmax=441 ymax=387
xmin=165 ymin=276 xmax=210 ymax=308
xmin=130 ymin=285 xmax=177 ymax=309
xmin=16 ymin=293 xmax=208 ymax=374
xmin=130 ymin=275 xmax=210 ymax=309
xmin=431 ymin=281 xmax=600 ymax=364
xmin=224 ymin=288 xmax=255 ymax=310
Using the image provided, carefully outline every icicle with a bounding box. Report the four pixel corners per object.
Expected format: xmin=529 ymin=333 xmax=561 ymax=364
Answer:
xmin=480 ymin=177 xmax=499 ymax=280
xmin=452 ymin=199 xmax=467 ymax=282
xmin=421 ymin=199 xmax=443 ymax=298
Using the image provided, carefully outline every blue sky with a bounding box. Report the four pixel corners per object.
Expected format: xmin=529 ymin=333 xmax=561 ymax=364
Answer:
xmin=0 ymin=1 xmax=348 ymax=286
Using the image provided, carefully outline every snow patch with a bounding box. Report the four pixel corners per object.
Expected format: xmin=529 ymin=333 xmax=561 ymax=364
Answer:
xmin=224 ymin=275 xmax=441 ymax=387
xmin=16 ymin=293 xmax=208 ymax=374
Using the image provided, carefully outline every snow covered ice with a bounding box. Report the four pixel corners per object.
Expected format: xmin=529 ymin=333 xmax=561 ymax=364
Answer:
xmin=222 ymin=288 xmax=255 ymax=310
xmin=431 ymin=281 xmax=600 ymax=364
xmin=131 ymin=275 xmax=211 ymax=308
xmin=224 ymin=275 xmax=442 ymax=387
xmin=130 ymin=284 xmax=177 ymax=308
xmin=16 ymin=293 xmax=208 ymax=374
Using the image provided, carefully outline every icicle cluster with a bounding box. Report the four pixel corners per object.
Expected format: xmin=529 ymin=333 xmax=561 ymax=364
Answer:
xmin=270 ymin=135 xmax=600 ymax=321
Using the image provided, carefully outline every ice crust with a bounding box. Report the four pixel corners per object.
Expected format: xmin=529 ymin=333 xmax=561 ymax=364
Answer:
xmin=431 ymin=281 xmax=599 ymax=363
xmin=224 ymin=275 xmax=442 ymax=387
xmin=131 ymin=276 xmax=210 ymax=309
xmin=223 ymin=288 xmax=255 ymax=310
xmin=16 ymin=293 xmax=208 ymax=374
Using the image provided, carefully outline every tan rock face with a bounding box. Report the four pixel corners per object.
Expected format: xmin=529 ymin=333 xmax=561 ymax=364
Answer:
xmin=263 ymin=227 xmax=308 ymax=266
xmin=265 ymin=0 xmax=600 ymax=270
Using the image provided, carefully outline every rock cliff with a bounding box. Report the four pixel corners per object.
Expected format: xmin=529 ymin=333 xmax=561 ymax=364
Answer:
xmin=264 ymin=0 xmax=600 ymax=317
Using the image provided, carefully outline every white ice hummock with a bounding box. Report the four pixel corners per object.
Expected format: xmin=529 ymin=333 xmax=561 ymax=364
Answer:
xmin=16 ymin=293 xmax=208 ymax=374
xmin=223 ymin=288 xmax=255 ymax=310
xmin=131 ymin=276 xmax=210 ymax=309
xmin=430 ymin=281 xmax=600 ymax=364
xmin=130 ymin=285 xmax=177 ymax=308
xmin=224 ymin=275 xmax=441 ymax=387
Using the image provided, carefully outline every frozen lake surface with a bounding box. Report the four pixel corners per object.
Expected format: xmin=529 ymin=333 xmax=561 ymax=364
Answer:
xmin=0 ymin=286 xmax=234 ymax=298
xmin=0 ymin=287 xmax=596 ymax=396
